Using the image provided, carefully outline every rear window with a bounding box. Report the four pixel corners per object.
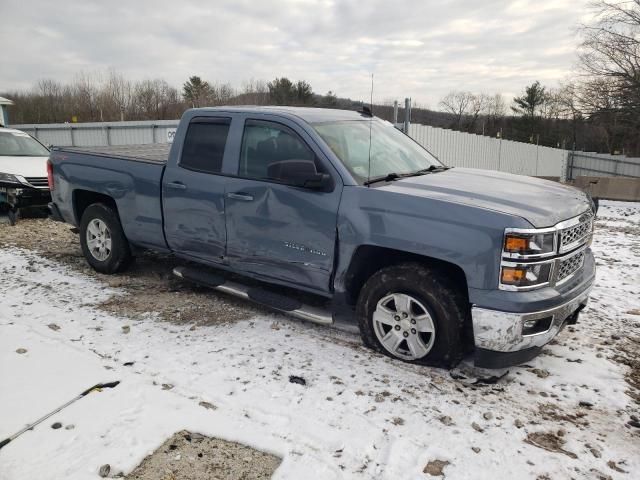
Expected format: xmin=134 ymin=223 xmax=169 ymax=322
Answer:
xmin=180 ymin=118 xmax=231 ymax=173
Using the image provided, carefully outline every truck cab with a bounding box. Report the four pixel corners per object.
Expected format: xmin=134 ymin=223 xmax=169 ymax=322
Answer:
xmin=48 ymin=107 xmax=596 ymax=369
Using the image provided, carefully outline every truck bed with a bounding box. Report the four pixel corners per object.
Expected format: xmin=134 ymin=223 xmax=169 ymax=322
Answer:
xmin=51 ymin=144 xmax=169 ymax=251
xmin=57 ymin=144 xmax=171 ymax=164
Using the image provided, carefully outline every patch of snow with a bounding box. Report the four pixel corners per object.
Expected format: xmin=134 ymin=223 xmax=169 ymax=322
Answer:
xmin=1 ymin=201 xmax=639 ymax=479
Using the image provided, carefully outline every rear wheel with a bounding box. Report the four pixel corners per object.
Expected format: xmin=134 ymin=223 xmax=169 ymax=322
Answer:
xmin=79 ymin=203 xmax=132 ymax=274
xmin=356 ymin=263 xmax=467 ymax=368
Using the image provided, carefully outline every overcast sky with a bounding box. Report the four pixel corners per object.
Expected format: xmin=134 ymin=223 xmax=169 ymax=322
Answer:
xmin=1 ymin=0 xmax=591 ymax=107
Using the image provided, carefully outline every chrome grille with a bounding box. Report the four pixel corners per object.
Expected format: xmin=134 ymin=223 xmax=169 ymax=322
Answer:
xmin=24 ymin=177 xmax=49 ymax=189
xmin=556 ymin=251 xmax=585 ymax=283
xmin=559 ymin=213 xmax=592 ymax=253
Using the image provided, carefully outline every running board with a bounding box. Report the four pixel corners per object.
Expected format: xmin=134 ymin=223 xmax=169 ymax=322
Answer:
xmin=173 ymin=266 xmax=334 ymax=326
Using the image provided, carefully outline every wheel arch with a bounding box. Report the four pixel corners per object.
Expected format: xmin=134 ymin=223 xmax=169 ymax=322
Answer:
xmin=73 ymin=189 xmax=118 ymax=225
xmin=343 ymin=245 xmax=470 ymax=306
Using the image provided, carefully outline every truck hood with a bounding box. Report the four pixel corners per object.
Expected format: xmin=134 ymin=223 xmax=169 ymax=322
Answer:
xmin=0 ymin=155 xmax=49 ymax=178
xmin=381 ymin=167 xmax=591 ymax=228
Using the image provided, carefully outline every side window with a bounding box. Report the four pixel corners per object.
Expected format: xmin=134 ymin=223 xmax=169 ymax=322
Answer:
xmin=180 ymin=118 xmax=231 ymax=173
xmin=239 ymin=120 xmax=319 ymax=181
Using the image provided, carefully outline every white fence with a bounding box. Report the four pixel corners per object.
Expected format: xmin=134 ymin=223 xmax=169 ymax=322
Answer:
xmin=567 ymin=151 xmax=640 ymax=180
xmin=408 ymin=124 xmax=567 ymax=177
xmin=13 ymin=119 xmax=571 ymax=177
xmin=12 ymin=120 xmax=179 ymax=148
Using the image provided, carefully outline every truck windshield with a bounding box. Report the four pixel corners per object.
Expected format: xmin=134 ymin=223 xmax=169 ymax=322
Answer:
xmin=0 ymin=131 xmax=50 ymax=157
xmin=313 ymin=119 xmax=442 ymax=184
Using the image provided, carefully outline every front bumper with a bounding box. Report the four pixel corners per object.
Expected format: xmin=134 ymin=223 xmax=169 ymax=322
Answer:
xmin=472 ymin=286 xmax=591 ymax=368
xmin=471 ymin=245 xmax=595 ymax=369
xmin=0 ymin=186 xmax=51 ymax=210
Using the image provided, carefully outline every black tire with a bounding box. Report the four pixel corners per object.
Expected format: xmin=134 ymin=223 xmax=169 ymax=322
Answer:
xmin=356 ymin=262 xmax=468 ymax=368
xmin=79 ymin=203 xmax=132 ymax=274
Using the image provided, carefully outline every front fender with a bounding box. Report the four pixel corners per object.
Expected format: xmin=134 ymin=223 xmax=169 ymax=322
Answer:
xmin=334 ymin=186 xmax=529 ymax=294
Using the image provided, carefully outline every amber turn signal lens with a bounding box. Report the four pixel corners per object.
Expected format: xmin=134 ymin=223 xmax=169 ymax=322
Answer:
xmin=501 ymin=267 xmax=526 ymax=284
xmin=505 ymin=236 xmax=529 ymax=252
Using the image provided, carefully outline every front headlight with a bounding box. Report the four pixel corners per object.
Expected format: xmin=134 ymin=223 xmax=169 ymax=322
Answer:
xmin=500 ymin=227 xmax=556 ymax=290
xmin=503 ymin=230 xmax=555 ymax=258
xmin=500 ymin=262 xmax=553 ymax=290
xmin=0 ymin=172 xmax=21 ymax=185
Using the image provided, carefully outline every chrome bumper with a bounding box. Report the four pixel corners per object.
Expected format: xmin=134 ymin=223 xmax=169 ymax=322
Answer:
xmin=472 ymin=287 xmax=592 ymax=353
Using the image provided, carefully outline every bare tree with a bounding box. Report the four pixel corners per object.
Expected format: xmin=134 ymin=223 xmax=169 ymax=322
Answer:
xmin=106 ymin=69 xmax=132 ymax=121
xmin=483 ymin=94 xmax=506 ymax=135
xmin=36 ymin=79 xmax=65 ymax=123
xmin=466 ymin=93 xmax=491 ymax=131
xmin=439 ymin=91 xmax=476 ymax=130
xmin=577 ymin=0 xmax=640 ymax=152
xmin=554 ymin=83 xmax=584 ymax=148
xmin=239 ymin=79 xmax=270 ymax=105
xmin=579 ymin=1 xmax=639 ymax=90
xmin=73 ymin=72 xmax=101 ymax=122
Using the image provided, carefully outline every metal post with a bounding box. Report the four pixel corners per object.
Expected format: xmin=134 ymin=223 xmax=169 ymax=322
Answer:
xmin=567 ymin=152 xmax=575 ymax=181
xmin=69 ymin=126 xmax=75 ymax=147
xmin=152 ymin=125 xmax=157 ymax=143
xmin=393 ymin=101 xmax=398 ymax=125
xmin=403 ymin=98 xmax=411 ymax=134
xmin=498 ymin=129 xmax=503 ymax=172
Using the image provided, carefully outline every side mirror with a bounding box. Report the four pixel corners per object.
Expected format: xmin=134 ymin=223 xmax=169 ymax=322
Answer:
xmin=267 ymin=160 xmax=332 ymax=191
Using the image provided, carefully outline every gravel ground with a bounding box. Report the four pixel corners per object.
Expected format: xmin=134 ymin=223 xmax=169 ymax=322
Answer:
xmin=124 ymin=430 xmax=281 ymax=480
xmin=0 ymin=218 xmax=263 ymax=325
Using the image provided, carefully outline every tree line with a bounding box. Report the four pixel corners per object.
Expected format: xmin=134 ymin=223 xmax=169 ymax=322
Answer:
xmin=1 ymin=71 xmax=352 ymax=125
xmin=434 ymin=0 xmax=639 ymax=155
xmin=2 ymin=0 xmax=637 ymax=155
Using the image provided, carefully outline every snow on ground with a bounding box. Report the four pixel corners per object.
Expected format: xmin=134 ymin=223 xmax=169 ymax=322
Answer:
xmin=1 ymin=201 xmax=639 ymax=479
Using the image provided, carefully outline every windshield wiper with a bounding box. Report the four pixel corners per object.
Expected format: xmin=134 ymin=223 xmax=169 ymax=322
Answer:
xmin=364 ymin=165 xmax=450 ymax=185
xmin=364 ymin=172 xmax=402 ymax=186
xmin=402 ymin=165 xmax=450 ymax=177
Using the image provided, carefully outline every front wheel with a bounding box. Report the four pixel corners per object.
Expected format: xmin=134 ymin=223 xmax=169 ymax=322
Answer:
xmin=356 ymin=263 xmax=468 ymax=368
xmin=79 ymin=203 xmax=132 ymax=274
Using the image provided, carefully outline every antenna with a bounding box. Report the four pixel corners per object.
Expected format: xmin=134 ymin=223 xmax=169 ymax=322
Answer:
xmin=367 ymin=73 xmax=374 ymax=187
xmin=370 ymin=73 xmax=374 ymax=111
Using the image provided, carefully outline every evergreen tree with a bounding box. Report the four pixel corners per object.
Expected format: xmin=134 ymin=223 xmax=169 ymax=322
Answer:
xmin=182 ymin=76 xmax=212 ymax=108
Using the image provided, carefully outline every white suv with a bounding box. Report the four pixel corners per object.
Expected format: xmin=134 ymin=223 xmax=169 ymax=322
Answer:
xmin=0 ymin=127 xmax=51 ymax=224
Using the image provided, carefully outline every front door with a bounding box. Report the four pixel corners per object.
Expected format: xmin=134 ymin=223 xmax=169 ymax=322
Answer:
xmin=224 ymin=118 xmax=341 ymax=292
xmin=162 ymin=116 xmax=232 ymax=262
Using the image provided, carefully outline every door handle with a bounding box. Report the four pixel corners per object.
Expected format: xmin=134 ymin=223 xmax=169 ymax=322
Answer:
xmin=166 ymin=181 xmax=187 ymax=190
xmin=226 ymin=192 xmax=254 ymax=201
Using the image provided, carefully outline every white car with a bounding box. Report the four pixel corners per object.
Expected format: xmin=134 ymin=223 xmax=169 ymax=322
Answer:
xmin=0 ymin=127 xmax=51 ymax=224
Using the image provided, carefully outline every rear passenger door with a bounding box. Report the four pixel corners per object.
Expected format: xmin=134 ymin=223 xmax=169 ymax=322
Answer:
xmin=224 ymin=118 xmax=341 ymax=293
xmin=162 ymin=117 xmax=231 ymax=262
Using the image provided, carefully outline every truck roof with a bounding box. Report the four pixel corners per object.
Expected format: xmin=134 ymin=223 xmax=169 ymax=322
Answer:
xmin=189 ymin=106 xmax=369 ymax=123
xmin=53 ymin=107 xmax=370 ymax=163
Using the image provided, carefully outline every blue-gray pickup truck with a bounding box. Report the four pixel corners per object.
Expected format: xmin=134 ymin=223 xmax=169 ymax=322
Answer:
xmin=48 ymin=107 xmax=596 ymax=369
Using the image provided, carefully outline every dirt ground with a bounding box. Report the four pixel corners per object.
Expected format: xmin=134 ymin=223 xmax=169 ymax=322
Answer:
xmin=124 ymin=431 xmax=281 ymax=480
xmin=0 ymin=218 xmax=263 ymax=325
